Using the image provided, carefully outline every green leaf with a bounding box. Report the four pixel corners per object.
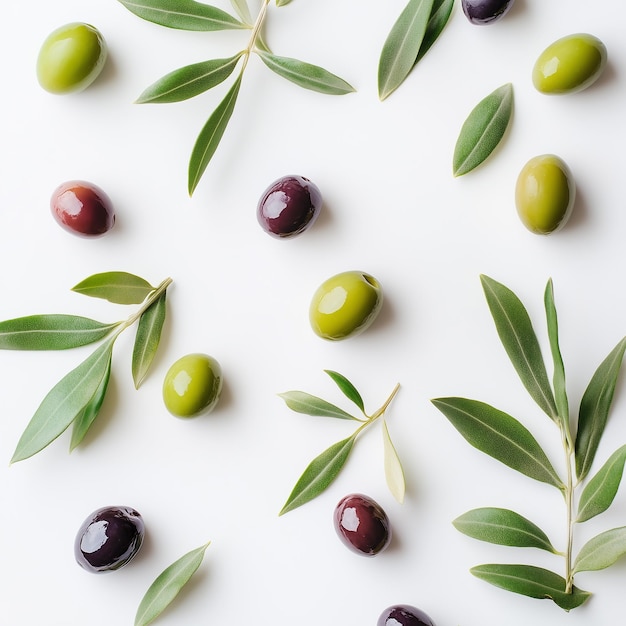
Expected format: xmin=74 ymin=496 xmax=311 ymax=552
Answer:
xmin=414 ymin=0 xmax=454 ymax=65
xmin=279 ymin=435 xmax=355 ymax=515
xmin=11 ymin=338 xmax=117 ymax=463
xmin=432 ymin=397 xmax=564 ymax=489
xmin=573 ymin=526 xmax=626 ymax=573
xmin=453 ymin=507 xmax=556 ymax=552
xmin=276 ymin=0 xmax=293 ymax=5
xmin=136 ymin=54 xmax=244 ymax=104
xmin=70 ymin=357 xmax=112 ymax=451
xmin=480 ymin=274 xmax=558 ymax=420
xmin=229 ymin=0 xmax=252 ymax=25
xmin=324 ymin=370 xmax=364 ymax=411
xmin=0 ymin=315 xmax=119 ymax=350
xmin=377 ymin=0 xmax=435 ymax=101
xmin=117 ymin=0 xmax=247 ymax=31
xmin=255 ymin=51 xmax=355 ymax=95
xmin=72 ymin=272 xmax=155 ymax=305
xmin=132 ymin=292 xmax=167 ymax=389
xmin=278 ymin=391 xmax=358 ymax=420
xmin=575 ymin=336 xmax=626 ymax=481
xmin=382 ymin=418 xmax=406 ymax=504
xmin=188 ymin=72 xmax=242 ymax=196
xmin=470 ymin=563 xmax=591 ymax=611
xmin=577 ymin=445 xmax=626 ymax=522
xmin=452 ymin=83 xmax=514 ymax=176
xmin=135 ymin=542 xmax=210 ymax=626
xmin=544 ymin=279 xmax=569 ymax=422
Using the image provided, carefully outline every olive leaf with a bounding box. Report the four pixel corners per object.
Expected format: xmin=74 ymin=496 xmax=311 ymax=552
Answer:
xmin=136 ymin=54 xmax=244 ymax=104
xmin=414 ymin=0 xmax=454 ymax=65
xmin=577 ymin=446 xmax=626 ymax=523
xmin=453 ymin=508 xmax=557 ymax=552
xmin=276 ymin=0 xmax=293 ymax=6
xmin=470 ymin=564 xmax=591 ymax=611
xmin=0 ymin=315 xmax=120 ymax=351
xmin=279 ymin=373 xmax=402 ymax=514
xmin=452 ymin=83 xmax=513 ymax=176
xmin=72 ymin=271 xmax=155 ymax=305
xmin=544 ymin=279 xmax=569 ymax=422
xmin=117 ymin=0 xmax=247 ymax=31
xmin=572 ymin=527 xmax=626 ymax=574
xmin=256 ymin=51 xmax=355 ymax=95
xmin=229 ymin=0 xmax=252 ymax=25
xmin=135 ymin=542 xmax=210 ymax=626
xmin=575 ymin=336 xmax=626 ymax=481
xmin=432 ymin=397 xmax=564 ymax=489
xmin=481 ymin=274 xmax=558 ymax=421
xmin=378 ymin=0 xmax=435 ymax=101
xmin=132 ymin=291 xmax=167 ymax=389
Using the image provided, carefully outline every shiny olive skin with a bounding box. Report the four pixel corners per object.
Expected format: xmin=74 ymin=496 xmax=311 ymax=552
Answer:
xmin=515 ymin=154 xmax=575 ymax=235
xmin=533 ymin=33 xmax=607 ymax=95
xmin=50 ymin=180 xmax=115 ymax=237
xmin=75 ymin=506 xmax=144 ymax=573
xmin=37 ymin=23 xmax=107 ymax=94
xmin=334 ymin=494 xmax=391 ymax=556
xmin=377 ymin=605 xmax=437 ymax=626
xmin=309 ymin=271 xmax=383 ymax=341
xmin=462 ymin=0 xmax=515 ymax=24
xmin=257 ymin=175 xmax=322 ymax=238
xmin=163 ymin=353 xmax=223 ymax=418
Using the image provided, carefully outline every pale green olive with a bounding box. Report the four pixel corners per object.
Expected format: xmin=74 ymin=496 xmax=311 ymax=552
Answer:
xmin=515 ymin=154 xmax=575 ymax=235
xmin=36 ymin=22 xmax=107 ymax=94
xmin=162 ymin=353 xmax=223 ymax=418
xmin=532 ymin=33 xmax=607 ymax=95
xmin=309 ymin=271 xmax=383 ymax=341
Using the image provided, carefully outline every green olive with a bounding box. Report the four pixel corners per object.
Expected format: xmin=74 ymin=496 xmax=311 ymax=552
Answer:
xmin=36 ymin=22 xmax=107 ymax=94
xmin=162 ymin=353 xmax=223 ymax=418
xmin=515 ymin=154 xmax=575 ymax=235
xmin=532 ymin=33 xmax=607 ymax=95
xmin=309 ymin=271 xmax=383 ymax=341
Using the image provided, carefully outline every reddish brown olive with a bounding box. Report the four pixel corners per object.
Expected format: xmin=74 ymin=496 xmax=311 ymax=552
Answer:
xmin=334 ymin=493 xmax=391 ymax=556
xmin=50 ymin=180 xmax=115 ymax=237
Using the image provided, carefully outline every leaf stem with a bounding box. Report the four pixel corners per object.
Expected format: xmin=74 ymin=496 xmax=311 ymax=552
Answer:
xmin=120 ymin=277 xmax=173 ymax=334
xmin=240 ymin=0 xmax=270 ymax=73
xmin=561 ymin=423 xmax=576 ymax=593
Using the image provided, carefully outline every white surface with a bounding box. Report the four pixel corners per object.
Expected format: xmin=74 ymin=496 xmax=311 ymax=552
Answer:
xmin=2 ymin=1 xmax=626 ymax=624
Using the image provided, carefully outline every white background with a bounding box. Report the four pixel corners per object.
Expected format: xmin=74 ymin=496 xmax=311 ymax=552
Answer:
xmin=1 ymin=1 xmax=626 ymax=624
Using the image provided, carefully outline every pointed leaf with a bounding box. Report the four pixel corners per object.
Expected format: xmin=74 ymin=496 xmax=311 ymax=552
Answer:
xmin=577 ymin=445 xmax=626 ymax=522
xmin=382 ymin=419 xmax=406 ymax=503
xmin=481 ymin=274 xmax=558 ymax=420
xmin=575 ymin=336 xmax=626 ymax=481
xmin=278 ymin=391 xmax=358 ymax=420
xmin=453 ymin=83 xmax=513 ymax=176
xmin=72 ymin=272 xmax=155 ymax=305
xmin=414 ymin=0 xmax=454 ymax=64
xmin=544 ymin=279 xmax=569 ymax=422
xmin=377 ymin=0 xmax=435 ymax=100
xmin=279 ymin=435 xmax=355 ymax=515
xmin=255 ymin=51 xmax=355 ymax=95
xmin=470 ymin=563 xmax=591 ymax=611
xmin=136 ymin=54 xmax=243 ymax=104
xmin=0 ymin=315 xmax=119 ymax=350
xmin=117 ymin=0 xmax=246 ymax=31
xmin=229 ymin=0 xmax=252 ymax=25
xmin=135 ymin=542 xmax=210 ymax=626
xmin=276 ymin=0 xmax=293 ymax=5
xmin=573 ymin=526 xmax=626 ymax=573
xmin=132 ymin=292 xmax=167 ymax=389
xmin=324 ymin=370 xmax=364 ymax=411
xmin=432 ymin=397 xmax=564 ymax=489
xmin=188 ymin=73 xmax=242 ymax=195
xmin=11 ymin=338 xmax=116 ymax=463
xmin=453 ymin=507 xmax=556 ymax=552
xmin=70 ymin=357 xmax=112 ymax=451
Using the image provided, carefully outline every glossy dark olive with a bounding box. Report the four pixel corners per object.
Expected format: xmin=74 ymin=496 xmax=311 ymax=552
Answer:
xmin=377 ymin=605 xmax=437 ymax=626
xmin=51 ymin=180 xmax=115 ymax=237
xmin=333 ymin=493 xmax=391 ymax=556
xmin=257 ymin=175 xmax=322 ymax=238
xmin=462 ymin=0 xmax=515 ymax=24
xmin=74 ymin=505 xmax=145 ymax=573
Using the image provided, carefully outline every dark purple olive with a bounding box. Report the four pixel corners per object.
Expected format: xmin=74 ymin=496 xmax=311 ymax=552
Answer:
xmin=333 ymin=493 xmax=391 ymax=556
xmin=51 ymin=180 xmax=115 ymax=237
xmin=377 ymin=605 xmax=437 ymax=626
xmin=74 ymin=505 xmax=145 ymax=573
xmin=461 ymin=0 xmax=515 ymax=24
xmin=257 ymin=174 xmax=322 ymax=238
